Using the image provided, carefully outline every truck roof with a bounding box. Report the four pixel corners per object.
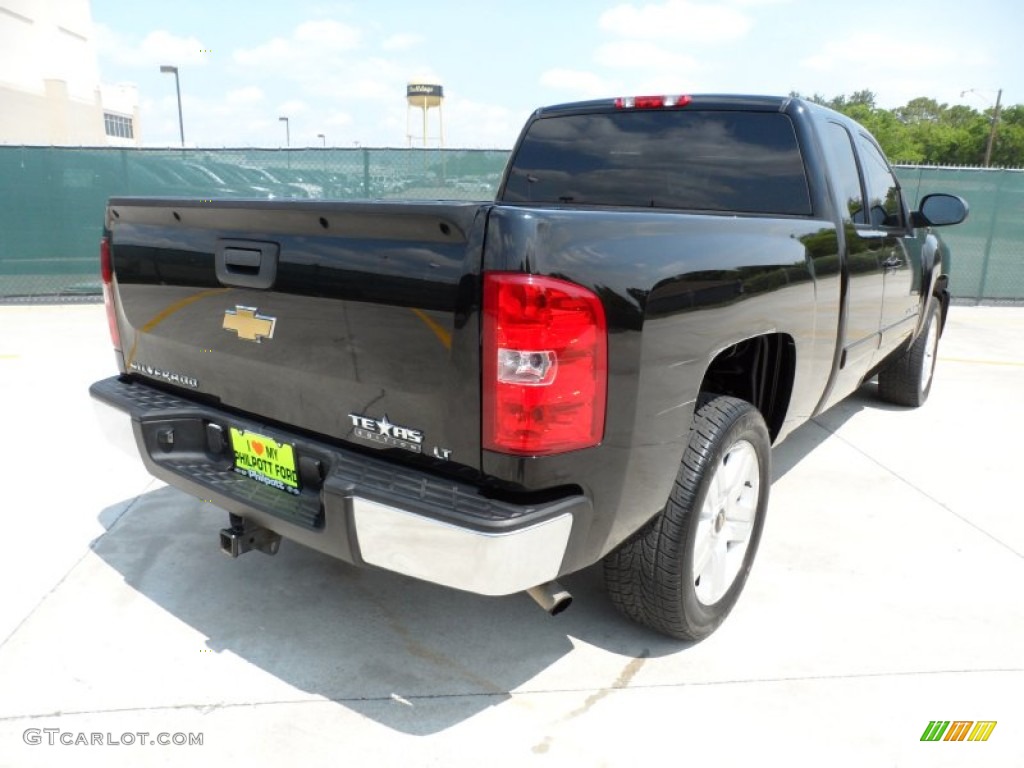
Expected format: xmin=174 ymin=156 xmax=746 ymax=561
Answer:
xmin=532 ymin=94 xmax=795 ymax=117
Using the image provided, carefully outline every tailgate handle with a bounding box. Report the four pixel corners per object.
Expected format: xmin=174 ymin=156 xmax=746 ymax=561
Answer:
xmin=216 ymin=239 xmax=278 ymax=290
xmin=224 ymin=247 xmax=261 ymax=271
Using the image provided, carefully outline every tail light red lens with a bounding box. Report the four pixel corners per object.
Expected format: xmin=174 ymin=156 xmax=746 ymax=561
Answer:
xmin=100 ymin=236 xmax=121 ymax=349
xmin=483 ymin=272 xmax=607 ymax=455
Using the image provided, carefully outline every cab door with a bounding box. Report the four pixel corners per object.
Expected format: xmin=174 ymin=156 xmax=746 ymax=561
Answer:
xmin=819 ymin=121 xmax=884 ymax=390
xmin=854 ymin=134 xmax=919 ymax=361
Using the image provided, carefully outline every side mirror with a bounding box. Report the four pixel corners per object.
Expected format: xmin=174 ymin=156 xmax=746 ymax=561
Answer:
xmin=912 ymin=193 xmax=969 ymax=228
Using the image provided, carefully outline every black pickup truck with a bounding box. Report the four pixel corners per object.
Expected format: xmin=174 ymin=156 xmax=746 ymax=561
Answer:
xmin=91 ymin=94 xmax=967 ymax=640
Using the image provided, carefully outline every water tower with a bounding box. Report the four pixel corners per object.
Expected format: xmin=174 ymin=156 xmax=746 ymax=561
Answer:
xmin=406 ymin=82 xmax=444 ymax=148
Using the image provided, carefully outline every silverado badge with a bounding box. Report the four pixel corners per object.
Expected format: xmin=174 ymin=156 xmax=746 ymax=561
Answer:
xmin=223 ymin=306 xmax=276 ymax=342
xmin=127 ymin=360 xmax=199 ymax=388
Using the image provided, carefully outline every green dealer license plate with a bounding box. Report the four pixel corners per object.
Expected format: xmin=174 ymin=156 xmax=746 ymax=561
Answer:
xmin=230 ymin=428 xmax=300 ymax=495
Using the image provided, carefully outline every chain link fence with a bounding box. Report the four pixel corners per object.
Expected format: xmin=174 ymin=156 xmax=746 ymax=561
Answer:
xmin=897 ymin=165 xmax=1024 ymax=304
xmin=0 ymin=146 xmax=507 ymax=300
xmin=1 ymin=147 xmax=1021 ymax=302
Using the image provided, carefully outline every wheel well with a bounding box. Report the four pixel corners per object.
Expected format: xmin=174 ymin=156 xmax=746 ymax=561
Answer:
xmin=698 ymin=333 xmax=796 ymax=442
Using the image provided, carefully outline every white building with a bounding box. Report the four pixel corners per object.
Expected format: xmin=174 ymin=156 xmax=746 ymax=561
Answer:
xmin=0 ymin=0 xmax=140 ymax=145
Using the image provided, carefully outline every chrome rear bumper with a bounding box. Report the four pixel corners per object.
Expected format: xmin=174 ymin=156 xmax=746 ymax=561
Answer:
xmin=90 ymin=375 xmax=589 ymax=596
xmin=353 ymin=497 xmax=574 ymax=595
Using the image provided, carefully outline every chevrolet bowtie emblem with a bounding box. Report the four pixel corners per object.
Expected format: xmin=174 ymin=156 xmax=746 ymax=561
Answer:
xmin=223 ymin=306 xmax=276 ymax=342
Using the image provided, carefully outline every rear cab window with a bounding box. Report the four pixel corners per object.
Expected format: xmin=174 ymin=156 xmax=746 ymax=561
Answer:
xmin=500 ymin=109 xmax=812 ymax=216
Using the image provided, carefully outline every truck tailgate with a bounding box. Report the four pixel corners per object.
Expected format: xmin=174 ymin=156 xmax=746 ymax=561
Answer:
xmin=107 ymin=199 xmax=488 ymax=471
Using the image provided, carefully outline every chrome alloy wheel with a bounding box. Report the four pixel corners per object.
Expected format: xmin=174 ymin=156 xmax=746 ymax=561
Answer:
xmin=692 ymin=439 xmax=760 ymax=605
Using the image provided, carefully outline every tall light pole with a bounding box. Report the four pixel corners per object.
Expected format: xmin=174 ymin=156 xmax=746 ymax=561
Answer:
xmin=279 ymin=116 xmax=290 ymax=147
xmin=159 ymin=65 xmax=185 ymax=147
xmin=317 ymin=133 xmax=326 ymax=147
xmin=983 ymin=89 xmax=1003 ymax=168
xmin=962 ymin=87 xmax=1003 ymax=167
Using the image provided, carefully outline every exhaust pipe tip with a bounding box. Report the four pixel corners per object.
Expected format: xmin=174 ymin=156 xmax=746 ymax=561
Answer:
xmin=526 ymin=581 xmax=573 ymax=616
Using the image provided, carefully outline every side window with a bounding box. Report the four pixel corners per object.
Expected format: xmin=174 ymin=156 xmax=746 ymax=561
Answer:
xmin=822 ymin=122 xmax=866 ymax=224
xmin=856 ymin=135 xmax=905 ymax=229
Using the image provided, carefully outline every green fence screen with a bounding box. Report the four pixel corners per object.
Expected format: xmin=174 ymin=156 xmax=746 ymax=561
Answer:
xmin=0 ymin=146 xmax=1021 ymax=302
xmin=897 ymin=166 xmax=1023 ymax=303
xmin=0 ymin=146 xmax=507 ymax=299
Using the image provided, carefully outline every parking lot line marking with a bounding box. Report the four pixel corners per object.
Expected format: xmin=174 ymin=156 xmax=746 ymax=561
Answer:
xmin=939 ymin=356 xmax=1024 ymax=367
xmin=811 ymin=417 xmax=1024 ymax=559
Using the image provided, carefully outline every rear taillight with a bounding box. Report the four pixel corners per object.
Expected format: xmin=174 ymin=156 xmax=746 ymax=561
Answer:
xmin=483 ymin=272 xmax=607 ymax=455
xmin=100 ymin=236 xmax=120 ymax=349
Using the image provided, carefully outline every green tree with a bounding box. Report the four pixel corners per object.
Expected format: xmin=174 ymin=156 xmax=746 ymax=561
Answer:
xmin=895 ymin=97 xmax=943 ymax=125
xmin=989 ymin=106 xmax=1024 ymax=167
xmin=789 ymin=90 xmax=1023 ymax=167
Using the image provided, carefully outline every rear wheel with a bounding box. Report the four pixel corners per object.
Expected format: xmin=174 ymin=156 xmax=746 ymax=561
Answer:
xmin=603 ymin=395 xmax=771 ymax=641
xmin=877 ymin=300 xmax=941 ymax=407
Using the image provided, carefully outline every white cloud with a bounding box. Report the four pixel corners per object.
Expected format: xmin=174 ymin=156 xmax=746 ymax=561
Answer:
xmin=441 ymin=97 xmax=524 ymax=148
xmin=95 ymin=24 xmax=210 ymax=69
xmin=596 ymin=41 xmax=699 ymax=72
xmin=233 ymin=20 xmax=360 ymax=71
xmin=794 ymin=31 xmax=984 ymax=107
xmin=233 ymin=37 xmax=295 ymax=68
xmin=231 ymin=25 xmax=418 ymax=114
xmin=278 ymin=99 xmax=309 ymax=114
xmin=599 ymin=0 xmax=752 ymax=43
xmin=293 ymin=20 xmax=361 ymax=48
xmin=297 ymin=59 xmax=444 ymax=107
xmin=227 ymin=86 xmax=264 ymax=105
xmin=138 ymin=95 xmax=180 ymax=144
xmin=540 ymin=68 xmax=614 ymax=97
xmin=128 ymin=18 xmax=515 ymax=147
xmin=382 ymin=33 xmax=422 ymax=52
xmin=801 ymin=33 xmax=956 ymax=74
xmin=324 ymin=111 xmax=353 ymax=128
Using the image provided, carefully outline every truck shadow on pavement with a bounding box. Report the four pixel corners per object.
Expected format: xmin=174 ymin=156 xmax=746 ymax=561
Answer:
xmin=88 ymin=384 xmax=902 ymax=735
xmin=90 ymin=488 xmax=676 ymax=735
xmin=771 ymin=381 xmax=908 ymax=481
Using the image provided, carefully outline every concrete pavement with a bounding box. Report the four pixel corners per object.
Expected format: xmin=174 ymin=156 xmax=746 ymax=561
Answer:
xmin=0 ymin=304 xmax=1021 ymax=767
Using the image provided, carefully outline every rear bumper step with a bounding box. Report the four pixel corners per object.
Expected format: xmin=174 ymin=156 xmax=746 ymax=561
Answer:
xmin=90 ymin=375 xmax=589 ymax=595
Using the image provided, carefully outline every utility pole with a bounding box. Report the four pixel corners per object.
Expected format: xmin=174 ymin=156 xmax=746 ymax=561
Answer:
xmin=983 ymin=88 xmax=1003 ymax=168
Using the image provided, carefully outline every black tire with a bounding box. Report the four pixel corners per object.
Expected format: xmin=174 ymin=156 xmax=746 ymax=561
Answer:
xmin=877 ymin=300 xmax=941 ymax=407
xmin=603 ymin=395 xmax=771 ymax=641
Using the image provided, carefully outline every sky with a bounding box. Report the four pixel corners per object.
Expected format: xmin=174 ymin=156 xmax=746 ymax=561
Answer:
xmin=89 ymin=0 xmax=1024 ymax=149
